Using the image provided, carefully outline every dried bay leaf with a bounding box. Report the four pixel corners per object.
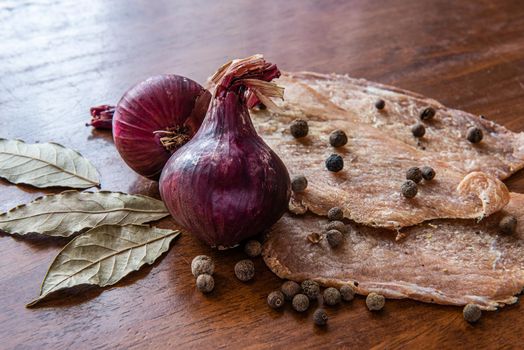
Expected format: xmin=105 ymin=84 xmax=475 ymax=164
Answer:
xmin=0 ymin=139 xmax=99 ymax=189
xmin=27 ymin=225 xmax=181 ymax=306
xmin=0 ymin=190 xmax=170 ymax=237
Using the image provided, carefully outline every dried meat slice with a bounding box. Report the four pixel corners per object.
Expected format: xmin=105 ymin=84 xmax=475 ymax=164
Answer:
xmin=285 ymin=71 xmax=524 ymax=179
xmin=262 ymin=193 xmax=524 ymax=310
xmin=251 ymin=80 xmax=509 ymax=229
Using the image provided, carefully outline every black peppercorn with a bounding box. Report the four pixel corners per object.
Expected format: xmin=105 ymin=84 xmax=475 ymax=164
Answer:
xmin=234 ymin=259 xmax=255 ymax=282
xmin=191 ymin=255 xmax=215 ymax=277
xmin=291 ymin=175 xmax=308 ymax=193
xmin=267 ymin=290 xmax=285 ymax=309
xmin=323 ymin=287 xmax=341 ymax=306
xmin=313 ymin=308 xmax=328 ymax=326
xmin=290 ymin=119 xmax=309 ymax=138
xmin=292 ymin=294 xmax=310 ymax=312
xmin=281 ymin=281 xmax=302 ymax=300
xmin=366 ymin=292 xmax=385 ymax=311
xmin=467 ymin=127 xmax=483 ymax=143
xmin=421 ymin=166 xmax=436 ymax=181
xmin=420 ymin=107 xmax=436 ymax=121
xmin=463 ymin=304 xmax=481 ymax=323
xmin=301 ymin=280 xmax=320 ymax=300
xmin=375 ymin=99 xmax=385 ymax=110
xmin=244 ymin=240 xmax=262 ymax=257
xmin=325 ymin=220 xmax=347 ymax=234
xmin=325 ymin=154 xmax=344 ymax=172
xmin=499 ymin=215 xmax=517 ymax=235
xmin=196 ymin=274 xmax=215 ymax=293
xmin=401 ymin=180 xmax=418 ymax=198
xmin=406 ymin=167 xmax=423 ymax=183
xmin=327 ymin=207 xmax=344 ymax=221
xmin=411 ymin=123 xmax=426 ymax=138
xmin=329 ymin=130 xmax=348 ymax=148
xmin=326 ymin=229 xmax=343 ymax=248
xmin=340 ymin=284 xmax=356 ymax=301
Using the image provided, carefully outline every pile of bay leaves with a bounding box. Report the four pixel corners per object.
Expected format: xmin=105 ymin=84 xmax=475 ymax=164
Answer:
xmin=0 ymin=139 xmax=179 ymax=306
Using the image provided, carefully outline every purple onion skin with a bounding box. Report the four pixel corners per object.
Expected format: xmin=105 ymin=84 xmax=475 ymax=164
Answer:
xmin=113 ymin=75 xmax=211 ymax=180
xmin=159 ymin=91 xmax=291 ymax=248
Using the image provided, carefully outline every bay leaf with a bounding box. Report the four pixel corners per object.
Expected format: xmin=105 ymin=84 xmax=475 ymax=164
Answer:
xmin=27 ymin=225 xmax=181 ymax=307
xmin=0 ymin=139 xmax=99 ymax=189
xmin=0 ymin=190 xmax=170 ymax=237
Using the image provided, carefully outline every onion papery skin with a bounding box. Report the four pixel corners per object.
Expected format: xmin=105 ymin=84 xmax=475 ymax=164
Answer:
xmin=159 ymin=91 xmax=291 ymax=248
xmin=113 ymin=75 xmax=211 ymax=180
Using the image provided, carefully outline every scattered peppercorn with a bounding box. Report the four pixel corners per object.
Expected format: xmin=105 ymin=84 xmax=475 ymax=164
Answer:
xmin=313 ymin=308 xmax=328 ymax=326
xmin=463 ymin=304 xmax=481 ymax=323
xmin=244 ymin=240 xmax=262 ymax=257
xmin=366 ymin=292 xmax=385 ymax=311
xmin=292 ymin=294 xmax=310 ymax=312
xmin=234 ymin=259 xmax=255 ymax=282
xmin=421 ymin=166 xmax=436 ymax=181
xmin=420 ymin=107 xmax=436 ymax=121
xmin=329 ymin=130 xmax=348 ymax=148
xmin=191 ymin=255 xmax=215 ymax=277
xmin=467 ymin=127 xmax=483 ymax=144
xmin=290 ymin=119 xmax=309 ymax=138
xmin=326 ymin=229 xmax=343 ymax=248
xmin=301 ymin=280 xmax=320 ymax=300
xmin=340 ymin=284 xmax=356 ymax=301
xmin=411 ymin=123 xmax=426 ymax=138
xmin=499 ymin=215 xmax=517 ymax=235
xmin=406 ymin=167 xmax=423 ymax=183
xmin=401 ymin=180 xmax=418 ymax=198
xmin=325 ymin=154 xmax=344 ymax=172
xmin=323 ymin=287 xmax=341 ymax=306
xmin=375 ymin=99 xmax=385 ymax=110
xmin=291 ymin=175 xmax=308 ymax=193
xmin=281 ymin=281 xmax=302 ymax=300
xmin=267 ymin=290 xmax=285 ymax=309
xmin=327 ymin=207 xmax=344 ymax=221
xmin=325 ymin=220 xmax=347 ymax=234
xmin=196 ymin=274 xmax=215 ymax=293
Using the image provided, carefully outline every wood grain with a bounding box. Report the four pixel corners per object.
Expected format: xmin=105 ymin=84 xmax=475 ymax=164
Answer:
xmin=1 ymin=0 xmax=523 ymax=348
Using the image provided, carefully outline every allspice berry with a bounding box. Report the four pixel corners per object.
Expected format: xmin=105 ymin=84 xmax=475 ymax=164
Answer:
xmin=401 ymin=180 xmax=418 ymax=198
xmin=327 ymin=207 xmax=344 ymax=221
xmin=196 ymin=274 xmax=215 ymax=293
xmin=244 ymin=240 xmax=262 ymax=257
xmin=191 ymin=255 xmax=214 ymax=277
xmin=467 ymin=127 xmax=483 ymax=144
xmin=366 ymin=292 xmax=385 ymax=311
xmin=411 ymin=123 xmax=426 ymax=138
xmin=301 ymin=280 xmax=320 ymax=300
xmin=406 ymin=167 xmax=423 ymax=183
xmin=340 ymin=284 xmax=356 ymax=301
xmin=499 ymin=215 xmax=517 ymax=235
xmin=463 ymin=304 xmax=481 ymax=323
xmin=313 ymin=308 xmax=328 ymax=326
xmin=292 ymin=294 xmax=310 ymax=312
xmin=291 ymin=175 xmax=308 ymax=193
xmin=234 ymin=259 xmax=255 ymax=282
xmin=281 ymin=281 xmax=301 ymax=300
xmin=267 ymin=290 xmax=285 ymax=309
xmin=323 ymin=287 xmax=341 ymax=306
xmin=325 ymin=220 xmax=347 ymax=234
xmin=329 ymin=129 xmax=348 ymax=148
xmin=326 ymin=229 xmax=343 ymax=248
xmin=290 ymin=119 xmax=309 ymax=138
xmin=421 ymin=166 xmax=436 ymax=181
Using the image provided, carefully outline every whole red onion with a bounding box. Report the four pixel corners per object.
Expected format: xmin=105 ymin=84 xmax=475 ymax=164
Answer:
xmin=112 ymin=75 xmax=211 ymax=180
xmin=159 ymin=55 xmax=291 ymax=248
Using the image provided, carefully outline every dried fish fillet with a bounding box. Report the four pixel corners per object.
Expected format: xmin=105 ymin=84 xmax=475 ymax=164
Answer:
xmin=262 ymin=193 xmax=524 ymax=310
xmin=251 ymin=78 xmax=509 ymax=229
xmin=287 ymin=72 xmax=524 ymax=179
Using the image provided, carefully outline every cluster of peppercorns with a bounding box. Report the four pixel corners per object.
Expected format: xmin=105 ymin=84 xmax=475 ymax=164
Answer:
xmin=401 ymin=166 xmax=435 ymax=198
xmin=267 ymin=279 xmax=360 ymax=327
xmin=191 ymin=255 xmax=215 ymax=293
xmin=289 ymin=119 xmax=347 ymax=173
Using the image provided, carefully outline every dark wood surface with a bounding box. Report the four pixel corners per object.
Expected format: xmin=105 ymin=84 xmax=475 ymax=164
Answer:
xmin=1 ymin=0 xmax=523 ymax=348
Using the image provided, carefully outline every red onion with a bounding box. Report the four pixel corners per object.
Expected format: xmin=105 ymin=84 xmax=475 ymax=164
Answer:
xmin=159 ymin=55 xmax=291 ymax=248
xmin=112 ymin=75 xmax=211 ymax=180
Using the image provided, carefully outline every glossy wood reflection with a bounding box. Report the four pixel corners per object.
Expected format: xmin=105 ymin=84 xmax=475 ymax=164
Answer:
xmin=1 ymin=0 xmax=523 ymax=348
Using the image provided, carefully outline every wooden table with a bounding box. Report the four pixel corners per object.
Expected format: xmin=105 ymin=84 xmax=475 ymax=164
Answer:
xmin=1 ymin=0 xmax=523 ymax=348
